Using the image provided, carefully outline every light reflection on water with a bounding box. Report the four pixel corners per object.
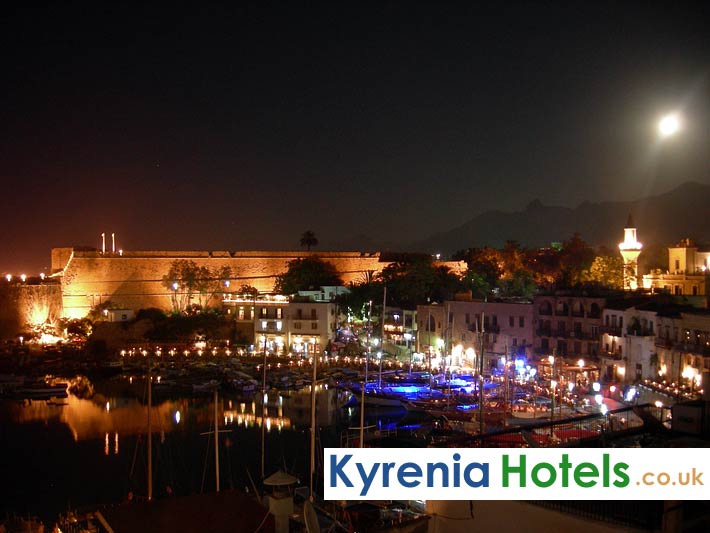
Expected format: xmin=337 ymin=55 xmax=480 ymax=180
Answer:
xmin=1 ymin=394 xmax=297 ymax=443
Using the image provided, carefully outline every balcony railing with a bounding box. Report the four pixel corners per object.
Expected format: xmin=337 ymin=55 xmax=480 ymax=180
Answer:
xmin=601 ymin=326 xmax=623 ymax=337
xmin=626 ymin=327 xmax=655 ymax=337
xmin=675 ymin=342 xmax=710 ymax=357
xmin=469 ymin=323 xmax=500 ymax=334
xmin=601 ymin=351 xmax=624 ymax=361
xmin=654 ymin=337 xmax=673 ymax=349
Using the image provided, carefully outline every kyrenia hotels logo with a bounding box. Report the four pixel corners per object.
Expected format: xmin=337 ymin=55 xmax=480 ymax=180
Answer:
xmin=324 ymin=448 xmax=707 ymax=500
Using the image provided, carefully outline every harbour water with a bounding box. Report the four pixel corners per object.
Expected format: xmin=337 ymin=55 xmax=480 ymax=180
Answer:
xmin=0 ymin=382 xmax=347 ymax=525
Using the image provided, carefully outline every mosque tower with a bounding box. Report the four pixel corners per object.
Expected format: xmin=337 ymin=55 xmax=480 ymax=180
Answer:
xmin=618 ymin=214 xmax=643 ymax=290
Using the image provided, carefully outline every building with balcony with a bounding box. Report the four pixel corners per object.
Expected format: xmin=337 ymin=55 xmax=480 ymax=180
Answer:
xmin=600 ymin=299 xmax=658 ymax=384
xmin=417 ymin=300 xmax=533 ymax=370
xmin=643 ymin=238 xmax=710 ymax=302
xmin=222 ymin=293 xmax=338 ymax=357
xmin=654 ymin=307 xmax=710 ymax=392
xmin=533 ymin=293 xmax=605 ymax=361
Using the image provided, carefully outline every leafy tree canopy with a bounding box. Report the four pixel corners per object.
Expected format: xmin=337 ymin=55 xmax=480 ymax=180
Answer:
xmin=162 ymin=259 xmax=232 ymax=312
xmin=581 ymin=255 xmax=625 ymax=289
xmin=377 ymin=256 xmax=463 ymax=308
xmin=274 ymin=256 xmax=342 ymax=295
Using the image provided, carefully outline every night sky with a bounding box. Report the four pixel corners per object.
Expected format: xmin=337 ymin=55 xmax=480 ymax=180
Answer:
xmin=2 ymin=2 xmax=708 ymax=274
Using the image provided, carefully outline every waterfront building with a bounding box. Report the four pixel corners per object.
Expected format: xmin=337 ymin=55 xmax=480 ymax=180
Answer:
xmin=222 ymin=292 xmax=338 ymax=357
xmin=417 ymin=299 xmax=533 ymax=370
xmin=654 ymin=308 xmax=710 ymax=391
xmin=532 ymin=293 xmax=604 ymax=360
xmin=600 ymin=299 xmax=658 ymax=383
xmin=643 ymin=238 xmax=710 ymax=301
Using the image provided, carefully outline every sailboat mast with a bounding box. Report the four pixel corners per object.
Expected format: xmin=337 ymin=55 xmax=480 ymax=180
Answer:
xmin=479 ymin=312 xmax=485 ymax=435
xmin=379 ymin=287 xmax=386 ymax=389
xmin=365 ymin=300 xmax=372 ymax=386
xmin=261 ymin=345 xmax=267 ymax=479
xmin=309 ymin=349 xmax=317 ymax=502
xmin=147 ymin=351 xmax=152 ymax=501
xmin=214 ymin=389 xmax=220 ymax=492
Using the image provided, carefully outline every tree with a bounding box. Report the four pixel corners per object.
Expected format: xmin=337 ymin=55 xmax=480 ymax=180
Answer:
xmin=299 ymin=230 xmax=318 ymax=251
xmin=465 ymin=247 xmax=504 ymax=288
xmin=581 ymin=255 xmax=624 ymax=289
xmin=274 ymin=256 xmax=342 ymax=295
xmin=377 ymin=257 xmax=463 ymax=308
xmin=498 ymin=269 xmax=537 ymax=299
xmin=557 ymin=233 xmax=596 ymax=287
xmin=237 ymin=284 xmax=259 ymax=299
xmin=523 ymin=247 xmax=561 ymax=286
xmin=162 ymin=260 xmax=232 ymax=313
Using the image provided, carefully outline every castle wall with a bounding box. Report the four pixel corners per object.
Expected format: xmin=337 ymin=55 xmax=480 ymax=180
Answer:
xmin=0 ymin=282 xmax=63 ymax=338
xmin=54 ymin=249 xmax=466 ymax=319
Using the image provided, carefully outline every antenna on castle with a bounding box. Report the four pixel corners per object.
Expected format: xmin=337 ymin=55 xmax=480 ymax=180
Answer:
xmin=112 ymin=233 xmax=116 ymax=253
xmin=101 ymin=233 xmax=106 ymax=254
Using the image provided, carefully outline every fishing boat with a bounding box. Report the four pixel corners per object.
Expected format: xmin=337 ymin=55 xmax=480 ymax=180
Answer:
xmin=16 ymin=378 xmax=68 ymax=399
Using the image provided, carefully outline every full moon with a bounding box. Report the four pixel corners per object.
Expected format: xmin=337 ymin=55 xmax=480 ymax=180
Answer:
xmin=658 ymin=113 xmax=681 ymax=137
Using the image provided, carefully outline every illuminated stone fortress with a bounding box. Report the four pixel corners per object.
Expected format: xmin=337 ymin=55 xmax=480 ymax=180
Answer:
xmin=50 ymin=247 xmax=465 ymax=319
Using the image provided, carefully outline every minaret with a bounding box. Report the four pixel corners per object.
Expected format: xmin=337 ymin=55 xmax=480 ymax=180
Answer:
xmin=619 ymin=214 xmax=642 ymax=290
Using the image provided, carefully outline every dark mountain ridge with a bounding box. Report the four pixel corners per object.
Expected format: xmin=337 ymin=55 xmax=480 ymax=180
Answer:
xmin=409 ymin=181 xmax=710 ymax=253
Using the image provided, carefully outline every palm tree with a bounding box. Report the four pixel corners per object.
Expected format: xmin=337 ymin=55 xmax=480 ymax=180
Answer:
xmin=299 ymin=230 xmax=318 ymax=251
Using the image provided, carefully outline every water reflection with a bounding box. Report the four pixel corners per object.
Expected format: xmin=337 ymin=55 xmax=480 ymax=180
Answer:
xmin=0 ymin=385 xmax=349 ymax=444
xmin=2 ymin=395 xmax=181 ymax=441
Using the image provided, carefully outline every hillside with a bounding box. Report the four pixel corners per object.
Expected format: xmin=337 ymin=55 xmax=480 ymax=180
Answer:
xmin=408 ymin=181 xmax=710 ymax=253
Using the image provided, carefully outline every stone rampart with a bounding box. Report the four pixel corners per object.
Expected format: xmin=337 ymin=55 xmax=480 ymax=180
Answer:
xmin=54 ymin=249 xmax=465 ymax=318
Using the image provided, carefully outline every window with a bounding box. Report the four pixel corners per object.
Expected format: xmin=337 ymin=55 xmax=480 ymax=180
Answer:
xmin=465 ymin=313 xmax=470 ymax=324
xmin=311 ymin=322 xmax=318 ymax=330
xmin=276 ymin=308 xmax=282 ymax=319
xmin=311 ymin=309 xmax=317 ymax=319
xmin=448 ymin=312 xmax=453 ymax=323
xmin=294 ymin=322 xmax=302 ymax=329
xmin=591 ymin=325 xmax=598 ymax=337
xmin=260 ymin=307 xmax=268 ymax=318
xmin=675 ymin=259 xmax=680 ymax=271
xmin=692 ymin=286 xmax=698 ymax=296
xmin=238 ymin=307 xmax=245 ymax=320
xmin=512 ymin=338 xmax=517 ymax=346
xmin=519 ymin=316 xmax=525 ymax=328
xmin=619 ymin=317 xmax=623 ymax=329
xmin=574 ymin=341 xmax=581 ymax=354
xmin=509 ymin=316 xmax=514 ymax=327
xmin=296 ymin=309 xmax=303 ymax=320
